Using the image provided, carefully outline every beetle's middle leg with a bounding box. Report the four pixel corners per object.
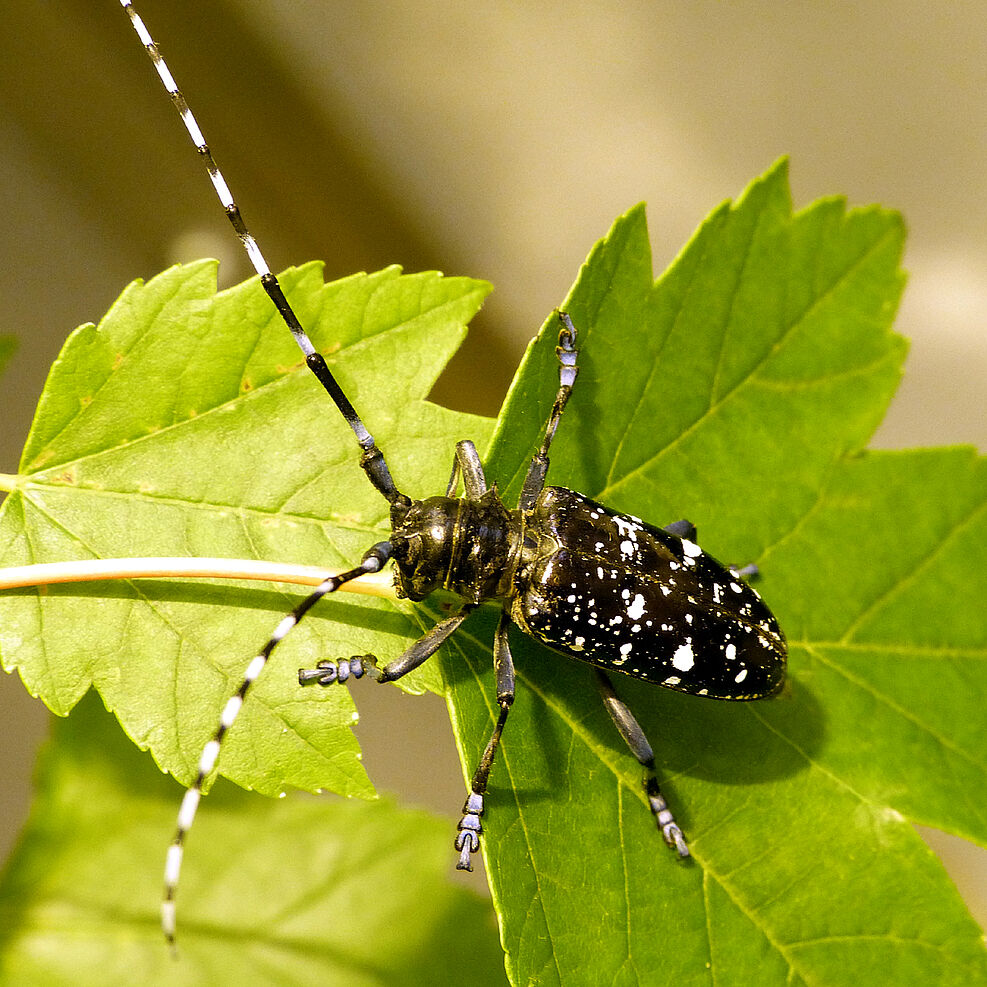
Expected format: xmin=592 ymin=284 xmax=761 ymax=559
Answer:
xmin=454 ymin=608 xmax=516 ymax=870
xmin=663 ymin=519 xmax=759 ymax=581
xmin=594 ymin=669 xmax=690 ymax=857
xmin=300 ymin=604 xmax=517 ymax=871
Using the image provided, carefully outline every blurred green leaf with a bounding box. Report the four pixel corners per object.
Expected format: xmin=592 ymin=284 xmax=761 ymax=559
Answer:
xmin=0 ymin=337 xmax=15 ymax=377
xmin=0 ymin=692 xmax=506 ymax=985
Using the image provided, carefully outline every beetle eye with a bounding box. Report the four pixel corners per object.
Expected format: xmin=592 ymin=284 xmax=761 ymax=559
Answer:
xmin=392 ymin=534 xmax=418 ymax=567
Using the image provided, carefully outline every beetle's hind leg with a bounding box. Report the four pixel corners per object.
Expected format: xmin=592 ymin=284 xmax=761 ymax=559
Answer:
xmin=594 ymin=669 xmax=690 ymax=858
xmin=662 ymin=519 xmax=696 ymax=541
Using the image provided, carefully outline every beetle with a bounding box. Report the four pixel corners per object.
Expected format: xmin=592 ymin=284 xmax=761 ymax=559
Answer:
xmin=119 ymin=0 xmax=786 ymax=944
xmin=293 ymin=320 xmax=785 ymax=872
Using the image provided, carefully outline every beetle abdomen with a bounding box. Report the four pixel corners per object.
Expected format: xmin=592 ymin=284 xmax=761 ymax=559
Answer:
xmin=510 ymin=487 xmax=786 ymax=700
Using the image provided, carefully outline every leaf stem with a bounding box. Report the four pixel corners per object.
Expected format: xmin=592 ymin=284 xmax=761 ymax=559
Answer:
xmin=0 ymin=557 xmax=397 ymax=598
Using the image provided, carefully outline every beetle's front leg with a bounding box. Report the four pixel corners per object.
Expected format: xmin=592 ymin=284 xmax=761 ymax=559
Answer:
xmin=298 ymin=605 xmax=475 ymax=686
xmin=297 ymin=655 xmax=375 ymax=685
xmin=518 ymin=312 xmax=579 ymax=511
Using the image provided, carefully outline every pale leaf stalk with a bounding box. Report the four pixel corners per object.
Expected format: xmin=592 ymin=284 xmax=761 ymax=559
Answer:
xmin=0 ymin=557 xmax=397 ymax=598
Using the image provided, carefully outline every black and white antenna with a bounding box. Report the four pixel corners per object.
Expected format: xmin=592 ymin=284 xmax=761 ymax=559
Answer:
xmin=117 ymin=0 xmax=408 ymax=948
xmin=119 ymin=0 xmax=406 ymax=509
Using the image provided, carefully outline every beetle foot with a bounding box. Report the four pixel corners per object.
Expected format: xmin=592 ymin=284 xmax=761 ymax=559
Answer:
xmin=455 ymin=792 xmax=484 ymax=871
xmin=646 ymin=779 xmax=690 ymax=857
xmin=730 ymin=562 xmax=759 ymax=580
xmin=298 ymin=655 xmax=378 ymax=686
xmin=661 ymin=819 xmax=690 ymax=858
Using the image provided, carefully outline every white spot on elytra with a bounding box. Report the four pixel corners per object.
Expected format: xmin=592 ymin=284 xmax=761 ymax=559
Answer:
xmin=672 ymin=641 xmax=695 ymax=672
xmin=626 ymin=593 xmax=646 ymax=621
xmin=614 ymin=516 xmax=640 ymax=539
xmin=735 ymin=668 xmax=748 ymax=683
xmin=725 ymin=643 xmax=737 ymax=660
xmin=682 ymin=540 xmax=702 ymax=558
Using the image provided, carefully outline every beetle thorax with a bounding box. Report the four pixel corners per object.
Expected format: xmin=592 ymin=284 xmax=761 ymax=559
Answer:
xmin=390 ymin=490 xmax=522 ymax=604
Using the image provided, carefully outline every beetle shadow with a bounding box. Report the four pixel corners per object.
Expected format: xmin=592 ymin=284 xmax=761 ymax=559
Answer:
xmin=21 ymin=578 xmax=412 ymax=640
xmin=618 ymin=672 xmax=826 ymax=788
xmin=463 ymin=637 xmax=826 ymax=817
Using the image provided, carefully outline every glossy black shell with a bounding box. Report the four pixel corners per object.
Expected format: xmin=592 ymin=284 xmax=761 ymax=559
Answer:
xmin=509 ymin=487 xmax=786 ymax=700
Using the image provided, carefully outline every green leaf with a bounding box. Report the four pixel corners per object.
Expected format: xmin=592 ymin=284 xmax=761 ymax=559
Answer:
xmin=443 ymin=161 xmax=987 ymax=984
xmin=2 ymin=161 xmax=986 ymax=985
xmin=0 ymin=692 xmax=507 ymax=986
xmin=0 ymin=262 xmax=493 ymax=798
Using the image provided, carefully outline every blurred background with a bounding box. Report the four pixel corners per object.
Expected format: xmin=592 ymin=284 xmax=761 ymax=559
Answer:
xmin=0 ymin=1 xmax=984 ymax=924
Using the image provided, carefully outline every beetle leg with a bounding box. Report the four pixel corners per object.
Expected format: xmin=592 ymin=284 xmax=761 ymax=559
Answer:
xmin=518 ymin=311 xmax=579 ymax=511
xmin=662 ymin=519 xmax=759 ymax=581
xmin=729 ymin=562 xmax=759 ymax=579
xmin=455 ymin=609 xmax=516 ymax=870
xmin=298 ymin=604 xmax=475 ymax=686
xmin=594 ymin=669 xmax=690 ymax=858
xmin=662 ymin=519 xmax=696 ymax=540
